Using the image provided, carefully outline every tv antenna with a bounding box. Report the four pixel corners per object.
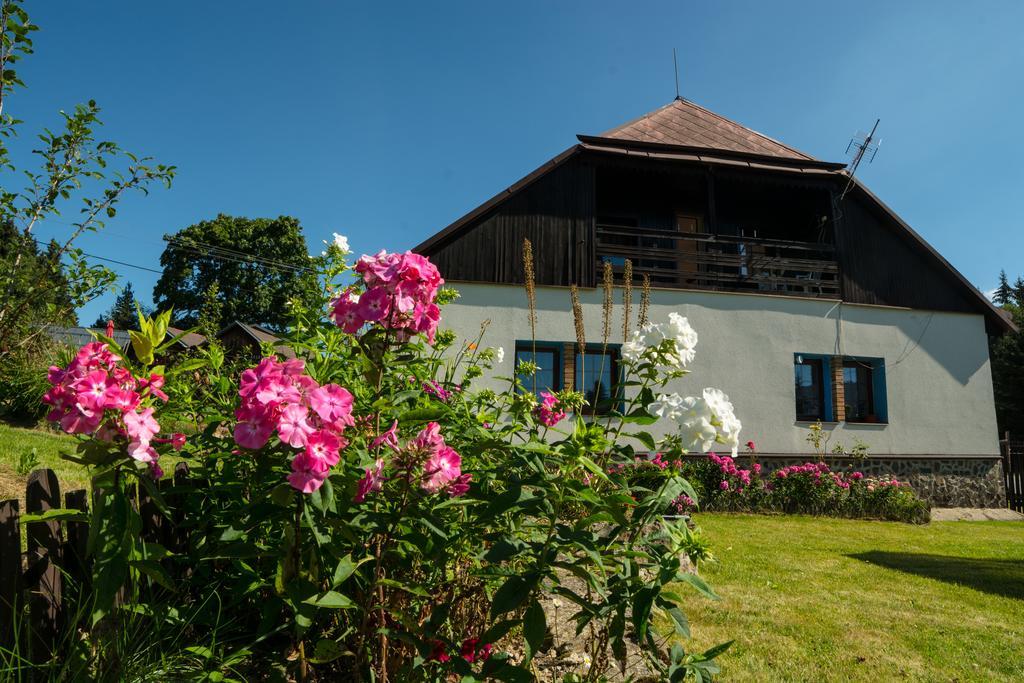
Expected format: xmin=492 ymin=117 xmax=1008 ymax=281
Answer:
xmin=839 ymin=118 xmax=881 ymax=200
xmin=673 ymin=48 xmax=681 ymax=100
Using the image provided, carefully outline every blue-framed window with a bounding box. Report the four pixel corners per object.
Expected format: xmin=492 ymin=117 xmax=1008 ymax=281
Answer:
xmin=793 ymin=353 xmax=887 ymax=423
xmin=515 ymin=342 xmax=562 ymax=399
xmin=843 ymin=357 xmax=887 ymax=423
xmin=794 ymin=353 xmax=832 ymax=422
xmin=574 ymin=344 xmax=622 ymax=415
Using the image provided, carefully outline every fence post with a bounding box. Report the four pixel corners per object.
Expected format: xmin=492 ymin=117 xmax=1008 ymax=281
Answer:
xmin=0 ymin=499 xmax=22 ymax=652
xmin=25 ymin=469 xmax=63 ymax=665
xmin=62 ymin=490 xmax=90 ymax=599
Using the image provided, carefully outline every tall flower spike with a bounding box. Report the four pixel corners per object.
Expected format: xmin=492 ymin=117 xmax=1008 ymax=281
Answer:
xmin=570 ymin=284 xmax=586 ymax=351
xmin=601 ymin=260 xmax=613 ymax=347
xmin=639 ymin=273 xmax=651 ymax=328
xmin=522 ymin=238 xmax=537 ymax=343
xmin=622 ymin=259 xmax=633 ymax=341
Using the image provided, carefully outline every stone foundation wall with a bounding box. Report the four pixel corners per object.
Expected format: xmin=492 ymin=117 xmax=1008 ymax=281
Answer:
xmin=726 ymin=455 xmax=1007 ymax=508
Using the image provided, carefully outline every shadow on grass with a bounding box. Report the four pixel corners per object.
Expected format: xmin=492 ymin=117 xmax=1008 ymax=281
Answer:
xmin=849 ymin=551 xmax=1024 ymax=600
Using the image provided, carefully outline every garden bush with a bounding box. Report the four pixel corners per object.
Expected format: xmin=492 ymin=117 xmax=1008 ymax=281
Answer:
xmin=648 ymin=450 xmax=929 ymax=524
xmin=19 ymin=239 xmax=745 ymax=681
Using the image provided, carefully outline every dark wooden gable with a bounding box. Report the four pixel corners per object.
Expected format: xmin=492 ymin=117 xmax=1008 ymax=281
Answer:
xmin=424 ymin=156 xmax=596 ymax=288
xmin=838 ymin=191 xmax=973 ymax=313
xmin=414 ymin=99 xmax=1013 ymax=334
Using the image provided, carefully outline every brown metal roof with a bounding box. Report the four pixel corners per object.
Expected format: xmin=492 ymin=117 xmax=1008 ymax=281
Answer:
xmin=599 ymin=97 xmax=816 ymax=161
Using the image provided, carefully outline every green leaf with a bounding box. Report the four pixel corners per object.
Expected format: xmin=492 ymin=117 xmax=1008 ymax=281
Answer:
xmin=19 ymin=509 xmax=88 ymax=524
xmin=490 ymin=575 xmax=535 ymax=618
xmin=331 ymin=554 xmax=361 ymax=588
xmin=481 ymin=618 xmax=520 ymax=645
xmin=665 ymin=606 xmax=691 ymax=638
xmin=270 ymin=483 xmax=294 ymax=507
xmin=131 ymin=558 xmax=175 ymax=591
xmin=522 ymin=599 xmax=546 ymax=664
xmin=631 ymin=586 xmax=658 ymax=641
xmin=484 ymin=537 xmax=529 ymax=563
xmin=399 ymin=407 xmax=447 ymax=423
xmin=309 ymin=639 xmax=348 ymax=664
xmin=303 ymin=590 xmax=355 ymax=609
xmin=629 ymin=430 xmax=657 ymax=451
xmin=675 ymin=572 xmax=720 ymax=601
xmin=700 ymin=640 xmax=734 ymax=661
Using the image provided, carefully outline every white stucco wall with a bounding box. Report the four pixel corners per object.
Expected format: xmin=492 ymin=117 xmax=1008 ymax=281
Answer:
xmin=439 ymin=283 xmax=1001 ymax=457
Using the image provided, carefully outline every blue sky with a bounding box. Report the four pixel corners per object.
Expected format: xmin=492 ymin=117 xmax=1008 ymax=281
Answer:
xmin=15 ymin=1 xmax=1024 ymax=324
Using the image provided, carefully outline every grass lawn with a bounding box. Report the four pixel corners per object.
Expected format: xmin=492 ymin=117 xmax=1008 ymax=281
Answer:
xmin=683 ymin=513 xmax=1024 ymax=682
xmin=0 ymin=422 xmax=87 ymax=506
xmin=0 ymin=422 xmax=183 ymax=508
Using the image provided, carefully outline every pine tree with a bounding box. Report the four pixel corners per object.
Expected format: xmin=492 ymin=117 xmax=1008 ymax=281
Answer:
xmin=994 ymin=269 xmax=1013 ymax=305
xmin=92 ymin=282 xmax=149 ymax=330
xmin=1014 ymin=277 xmax=1024 ymax=310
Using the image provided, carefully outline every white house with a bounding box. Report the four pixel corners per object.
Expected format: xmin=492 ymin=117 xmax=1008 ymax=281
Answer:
xmin=413 ymin=98 xmax=1013 ymax=507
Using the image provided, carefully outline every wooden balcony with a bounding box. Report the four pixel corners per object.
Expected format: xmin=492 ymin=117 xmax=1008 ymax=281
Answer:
xmin=596 ymin=223 xmax=840 ymax=297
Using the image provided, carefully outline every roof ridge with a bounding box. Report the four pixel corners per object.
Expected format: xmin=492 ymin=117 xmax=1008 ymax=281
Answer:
xmin=675 ymin=98 xmax=816 ymax=161
xmin=596 ymin=97 xmax=818 ymax=161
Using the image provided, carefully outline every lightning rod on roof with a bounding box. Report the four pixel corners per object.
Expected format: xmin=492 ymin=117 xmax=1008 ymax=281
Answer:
xmin=840 ymin=118 xmax=882 ymax=200
xmin=673 ymin=48 xmax=681 ymax=100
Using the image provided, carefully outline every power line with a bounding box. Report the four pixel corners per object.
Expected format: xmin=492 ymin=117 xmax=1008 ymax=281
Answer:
xmin=165 ymin=236 xmax=313 ymax=273
xmin=80 ymin=251 xmax=163 ymax=274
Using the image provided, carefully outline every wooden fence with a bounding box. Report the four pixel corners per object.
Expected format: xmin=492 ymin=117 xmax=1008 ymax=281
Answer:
xmin=0 ymin=464 xmax=190 ymax=666
xmin=1001 ymin=433 xmax=1024 ymax=513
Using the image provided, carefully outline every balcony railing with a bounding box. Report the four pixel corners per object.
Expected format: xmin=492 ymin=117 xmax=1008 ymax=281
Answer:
xmin=596 ymin=223 xmax=840 ymax=297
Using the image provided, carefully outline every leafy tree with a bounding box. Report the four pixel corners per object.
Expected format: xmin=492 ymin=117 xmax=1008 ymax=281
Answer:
xmin=91 ymin=282 xmax=151 ymax=330
xmin=994 ymin=269 xmax=1013 ymax=305
xmin=0 ymin=0 xmax=174 ymax=358
xmin=153 ymin=214 xmax=319 ymax=331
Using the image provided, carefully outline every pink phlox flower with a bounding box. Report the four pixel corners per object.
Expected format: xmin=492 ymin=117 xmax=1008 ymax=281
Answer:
xmin=329 ymin=289 xmax=363 ymax=333
xmin=422 ymin=445 xmax=461 ymax=493
xmin=254 ymin=376 xmax=301 ymax=406
xmin=144 ymin=373 xmax=168 ymax=402
xmin=427 ymin=639 xmax=450 ymax=663
xmin=354 ymin=458 xmax=386 ymax=503
xmin=459 ymin=638 xmax=491 ymax=663
xmin=123 ymin=407 xmax=160 ymax=445
xmin=448 ymin=473 xmax=471 ymax=498
xmin=308 ymin=384 xmax=355 ymax=428
xmin=171 ymin=432 xmax=186 ymax=451
xmin=234 ymin=407 xmax=275 ymax=450
xmin=128 ymin=440 xmax=159 ymax=464
xmin=356 ymin=286 xmax=391 ymax=322
xmin=60 ymin=403 xmax=102 ymax=435
xmin=305 ymin=429 xmax=343 ymax=468
xmin=422 ymin=380 xmax=450 ymax=402
xmin=75 ymin=369 xmax=119 ymax=411
xmin=107 ymin=388 xmax=141 ymax=412
xmin=277 ymin=403 xmax=316 ymax=448
xmin=410 ymin=421 xmax=445 ymax=457
xmin=533 ymin=391 xmax=566 ymax=427
xmin=371 ymin=420 xmax=401 ymax=452
xmin=719 ymin=480 xmax=730 ymax=491
xmin=287 ymin=451 xmax=329 ymax=494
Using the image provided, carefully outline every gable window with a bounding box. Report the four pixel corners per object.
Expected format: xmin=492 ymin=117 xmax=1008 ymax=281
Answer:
xmin=515 ymin=342 xmax=562 ymax=398
xmin=843 ymin=358 xmax=886 ymax=423
xmin=794 ymin=355 xmax=827 ymax=422
xmin=575 ymin=346 xmax=621 ymax=414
